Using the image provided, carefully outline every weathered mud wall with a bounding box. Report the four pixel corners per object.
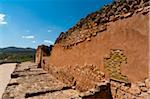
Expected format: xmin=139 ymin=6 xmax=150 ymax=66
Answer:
xmin=36 ymin=45 xmax=52 ymax=67
xmin=47 ymin=11 xmax=149 ymax=85
xmin=36 ymin=0 xmax=150 ymax=92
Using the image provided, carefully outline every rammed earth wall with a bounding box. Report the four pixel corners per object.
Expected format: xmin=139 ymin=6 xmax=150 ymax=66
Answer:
xmin=36 ymin=0 xmax=149 ymax=92
xmin=46 ymin=11 xmax=149 ymax=91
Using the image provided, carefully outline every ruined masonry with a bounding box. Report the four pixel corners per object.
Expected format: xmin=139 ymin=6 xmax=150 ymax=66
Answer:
xmin=2 ymin=0 xmax=150 ymax=99
xmin=35 ymin=0 xmax=150 ymax=98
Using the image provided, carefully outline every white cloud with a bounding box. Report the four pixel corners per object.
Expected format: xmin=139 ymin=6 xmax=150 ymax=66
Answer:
xmin=32 ymin=41 xmax=36 ymax=43
xmin=0 ymin=13 xmax=7 ymax=25
xmin=22 ymin=35 xmax=35 ymax=39
xmin=44 ymin=40 xmax=54 ymax=45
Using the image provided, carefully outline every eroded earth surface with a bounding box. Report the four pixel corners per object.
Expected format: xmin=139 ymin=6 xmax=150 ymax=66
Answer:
xmin=2 ymin=62 xmax=81 ymax=99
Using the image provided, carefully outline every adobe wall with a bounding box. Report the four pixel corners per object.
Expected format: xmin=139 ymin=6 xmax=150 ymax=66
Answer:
xmin=36 ymin=45 xmax=52 ymax=67
xmin=47 ymin=11 xmax=149 ymax=89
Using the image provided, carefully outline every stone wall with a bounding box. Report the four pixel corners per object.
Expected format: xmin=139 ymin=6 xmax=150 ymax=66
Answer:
xmin=104 ymin=49 xmax=128 ymax=83
xmin=35 ymin=45 xmax=52 ymax=67
xmin=55 ymin=0 xmax=149 ymax=48
xmin=46 ymin=63 xmax=105 ymax=91
xmin=110 ymin=78 xmax=150 ymax=99
xmin=36 ymin=1 xmax=149 ymax=98
xmin=46 ymin=9 xmax=149 ymax=91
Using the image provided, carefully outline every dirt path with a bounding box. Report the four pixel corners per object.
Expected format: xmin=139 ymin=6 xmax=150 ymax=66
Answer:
xmin=0 ymin=63 xmax=17 ymax=99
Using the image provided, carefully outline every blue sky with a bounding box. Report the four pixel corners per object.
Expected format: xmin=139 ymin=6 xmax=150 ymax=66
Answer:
xmin=0 ymin=0 xmax=112 ymax=48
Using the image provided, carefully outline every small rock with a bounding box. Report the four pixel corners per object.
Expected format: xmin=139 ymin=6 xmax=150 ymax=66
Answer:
xmin=80 ymin=91 xmax=93 ymax=97
xmin=148 ymin=89 xmax=150 ymax=94
xmin=145 ymin=78 xmax=150 ymax=88
xmin=136 ymin=8 xmax=143 ymax=13
xmin=121 ymin=83 xmax=125 ymax=86
xmin=116 ymin=89 xmax=125 ymax=99
xmin=86 ymin=37 xmax=91 ymax=41
xmin=123 ymin=12 xmax=133 ymax=18
xmin=9 ymin=93 xmax=14 ymax=98
xmin=144 ymin=6 xmax=150 ymax=10
xmin=142 ymin=10 xmax=149 ymax=15
xmin=116 ymin=82 xmax=122 ymax=88
xmin=89 ymin=88 xmax=99 ymax=92
xmin=101 ymin=79 xmax=109 ymax=84
xmin=138 ymin=82 xmax=145 ymax=87
xmin=139 ymin=92 xmax=149 ymax=97
xmin=110 ymin=81 xmax=117 ymax=87
xmin=123 ymin=93 xmax=132 ymax=99
xmin=92 ymin=32 xmax=97 ymax=36
xmin=109 ymin=16 xmax=116 ymax=21
xmin=120 ymin=85 xmax=129 ymax=91
xmin=99 ymin=71 xmax=105 ymax=77
xmin=128 ymin=83 xmax=141 ymax=95
xmin=72 ymin=86 xmax=76 ymax=89
xmin=115 ymin=15 xmax=120 ymax=18
xmin=140 ymin=87 xmax=148 ymax=92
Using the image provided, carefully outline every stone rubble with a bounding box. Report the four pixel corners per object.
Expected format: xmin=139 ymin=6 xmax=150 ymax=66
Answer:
xmin=2 ymin=0 xmax=150 ymax=99
xmin=41 ymin=61 xmax=150 ymax=99
xmin=2 ymin=62 xmax=150 ymax=99
xmin=110 ymin=78 xmax=150 ymax=99
xmin=2 ymin=62 xmax=80 ymax=99
xmin=46 ymin=64 xmax=106 ymax=92
xmin=2 ymin=62 xmax=113 ymax=99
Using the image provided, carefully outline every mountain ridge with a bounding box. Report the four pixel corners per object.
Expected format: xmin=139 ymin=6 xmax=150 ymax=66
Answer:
xmin=0 ymin=47 xmax=35 ymax=53
xmin=0 ymin=46 xmax=36 ymax=63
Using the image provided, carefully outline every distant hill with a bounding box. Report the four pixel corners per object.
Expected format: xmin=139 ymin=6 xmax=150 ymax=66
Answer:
xmin=0 ymin=47 xmax=35 ymax=53
xmin=0 ymin=47 xmax=36 ymax=63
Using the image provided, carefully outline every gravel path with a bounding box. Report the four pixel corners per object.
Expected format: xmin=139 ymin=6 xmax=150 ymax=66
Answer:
xmin=0 ymin=63 xmax=17 ymax=99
